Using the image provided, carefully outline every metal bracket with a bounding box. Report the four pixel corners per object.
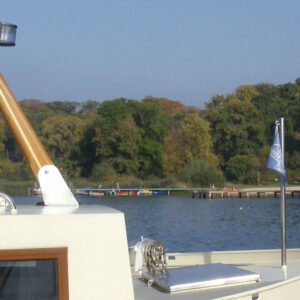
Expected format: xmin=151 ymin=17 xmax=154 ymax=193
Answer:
xmin=38 ymin=165 xmax=79 ymax=206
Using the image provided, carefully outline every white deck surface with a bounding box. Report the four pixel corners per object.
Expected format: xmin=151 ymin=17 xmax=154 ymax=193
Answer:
xmin=133 ymin=261 xmax=300 ymax=299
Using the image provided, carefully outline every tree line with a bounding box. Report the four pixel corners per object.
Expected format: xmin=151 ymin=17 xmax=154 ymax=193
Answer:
xmin=0 ymin=78 xmax=299 ymax=187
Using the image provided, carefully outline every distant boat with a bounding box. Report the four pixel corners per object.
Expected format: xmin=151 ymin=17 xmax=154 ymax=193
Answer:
xmin=32 ymin=187 xmax=42 ymax=195
xmin=89 ymin=190 xmax=104 ymax=196
xmin=114 ymin=190 xmax=137 ymax=196
xmin=152 ymin=190 xmax=168 ymax=195
xmin=74 ymin=187 xmax=104 ymax=197
xmin=31 ymin=181 xmax=42 ymax=196
xmin=137 ymin=189 xmax=152 ymax=196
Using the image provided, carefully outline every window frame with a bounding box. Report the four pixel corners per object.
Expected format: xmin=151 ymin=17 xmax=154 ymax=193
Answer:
xmin=0 ymin=247 xmax=69 ymax=300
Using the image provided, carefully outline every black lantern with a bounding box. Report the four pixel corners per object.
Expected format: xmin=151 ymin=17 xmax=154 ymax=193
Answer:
xmin=0 ymin=22 xmax=17 ymax=46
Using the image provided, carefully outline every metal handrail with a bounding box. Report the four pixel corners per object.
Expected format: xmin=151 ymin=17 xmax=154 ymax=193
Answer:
xmin=0 ymin=192 xmax=17 ymax=214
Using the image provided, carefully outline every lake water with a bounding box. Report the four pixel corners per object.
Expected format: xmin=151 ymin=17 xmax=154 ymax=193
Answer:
xmin=14 ymin=195 xmax=300 ymax=253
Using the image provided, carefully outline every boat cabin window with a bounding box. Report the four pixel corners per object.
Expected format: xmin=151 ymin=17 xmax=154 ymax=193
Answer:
xmin=0 ymin=248 xmax=68 ymax=300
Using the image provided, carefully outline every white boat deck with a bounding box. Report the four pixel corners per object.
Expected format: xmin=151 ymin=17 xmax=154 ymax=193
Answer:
xmin=132 ymin=250 xmax=300 ymax=300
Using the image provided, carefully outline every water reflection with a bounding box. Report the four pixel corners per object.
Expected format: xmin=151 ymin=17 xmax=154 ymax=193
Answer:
xmin=14 ymin=195 xmax=300 ymax=252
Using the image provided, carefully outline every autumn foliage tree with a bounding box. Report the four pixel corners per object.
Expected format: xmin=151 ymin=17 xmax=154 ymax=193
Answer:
xmin=162 ymin=112 xmax=218 ymax=178
xmin=0 ymin=78 xmax=299 ymax=186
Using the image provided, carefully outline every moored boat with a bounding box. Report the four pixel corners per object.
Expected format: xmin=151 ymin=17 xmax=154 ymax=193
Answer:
xmin=137 ymin=189 xmax=152 ymax=196
xmin=74 ymin=187 xmax=104 ymax=196
xmin=32 ymin=187 xmax=42 ymax=195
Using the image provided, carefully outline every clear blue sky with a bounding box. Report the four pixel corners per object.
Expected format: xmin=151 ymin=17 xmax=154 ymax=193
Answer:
xmin=2 ymin=0 xmax=300 ymax=108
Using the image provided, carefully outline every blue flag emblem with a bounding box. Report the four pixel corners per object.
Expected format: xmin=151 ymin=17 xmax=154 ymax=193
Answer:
xmin=266 ymin=127 xmax=286 ymax=186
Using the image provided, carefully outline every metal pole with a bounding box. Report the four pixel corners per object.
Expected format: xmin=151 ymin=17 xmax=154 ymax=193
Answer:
xmin=280 ymin=117 xmax=286 ymax=268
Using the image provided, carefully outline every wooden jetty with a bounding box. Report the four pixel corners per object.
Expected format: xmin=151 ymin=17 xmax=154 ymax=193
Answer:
xmin=193 ymin=187 xmax=300 ymax=199
xmin=74 ymin=186 xmax=300 ymax=198
xmin=74 ymin=187 xmax=209 ymax=197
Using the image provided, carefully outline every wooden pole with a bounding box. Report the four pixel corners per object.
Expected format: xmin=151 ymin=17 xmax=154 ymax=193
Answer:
xmin=0 ymin=73 xmax=53 ymax=178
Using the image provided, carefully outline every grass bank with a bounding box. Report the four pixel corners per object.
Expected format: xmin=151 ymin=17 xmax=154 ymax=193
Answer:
xmin=0 ymin=179 xmax=33 ymax=195
xmin=71 ymin=176 xmax=187 ymax=190
xmin=0 ymin=176 xmax=186 ymax=195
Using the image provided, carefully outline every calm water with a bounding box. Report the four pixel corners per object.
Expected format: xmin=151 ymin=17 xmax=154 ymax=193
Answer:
xmin=14 ymin=195 xmax=300 ymax=253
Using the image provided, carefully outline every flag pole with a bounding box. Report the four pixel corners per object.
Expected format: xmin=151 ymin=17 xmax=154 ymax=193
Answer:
xmin=280 ymin=117 xmax=287 ymax=270
xmin=266 ymin=118 xmax=287 ymax=275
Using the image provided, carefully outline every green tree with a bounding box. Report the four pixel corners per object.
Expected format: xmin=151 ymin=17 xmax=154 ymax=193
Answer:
xmin=0 ymin=159 xmax=13 ymax=177
xmin=78 ymin=100 xmax=100 ymax=115
xmin=76 ymin=114 xmax=99 ymax=177
xmin=180 ymin=159 xmax=225 ymax=187
xmin=134 ymin=100 xmax=169 ymax=178
xmin=90 ymin=161 xmax=117 ymax=182
xmin=253 ymin=80 xmax=300 ymax=177
xmin=47 ymin=101 xmax=78 ymax=114
xmin=40 ymin=115 xmax=84 ymax=176
xmin=225 ymin=154 xmax=261 ymax=184
xmin=287 ymin=151 xmax=300 ymax=182
xmin=205 ymin=91 xmax=265 ymax=166
xmin=93 ymin=98 xmax=169 ymax=178
xmin=0 ymin=118 xmax=6 ymax=155
xmin=93 ymin=114 xmax=141 ymax=175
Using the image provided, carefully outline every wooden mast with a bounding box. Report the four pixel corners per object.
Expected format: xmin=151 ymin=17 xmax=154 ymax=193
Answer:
xmin=0 ymin=73 xmax=53 ymax=178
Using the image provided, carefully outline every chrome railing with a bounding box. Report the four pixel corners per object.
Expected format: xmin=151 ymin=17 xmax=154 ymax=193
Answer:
xmin=0 ymin=193 xmax=17 ymax=214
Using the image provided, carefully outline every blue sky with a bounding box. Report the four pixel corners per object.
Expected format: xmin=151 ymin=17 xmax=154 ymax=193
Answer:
xmin=1 ymin=0 xmax=300 ymax=108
